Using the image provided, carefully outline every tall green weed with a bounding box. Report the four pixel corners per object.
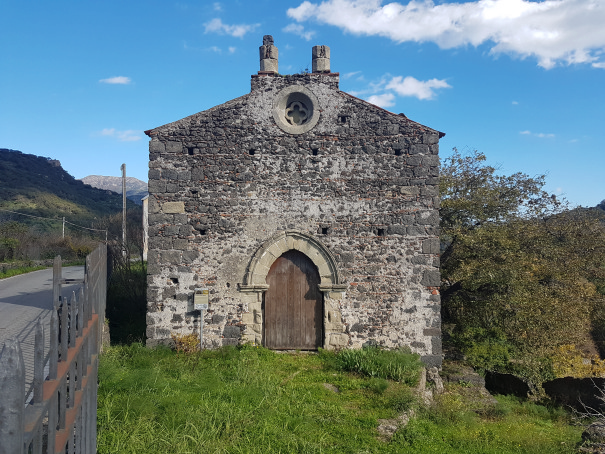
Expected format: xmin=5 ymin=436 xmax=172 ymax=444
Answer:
xmin=334 ymin=345 xmax=423 ymax=385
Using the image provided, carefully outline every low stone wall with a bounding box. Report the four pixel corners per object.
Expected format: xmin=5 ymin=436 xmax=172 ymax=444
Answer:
xmin=484 ymin=371 xmax=605 ymax=411
xmin=543 ymin=377 xmax=605 ymax=411
xmin=484 ymin=371 xmax=532 ymax=398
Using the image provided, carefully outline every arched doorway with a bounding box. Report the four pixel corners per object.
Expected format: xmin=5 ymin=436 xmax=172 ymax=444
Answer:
xmin=264 ymin=250 xmax=322 ymax=350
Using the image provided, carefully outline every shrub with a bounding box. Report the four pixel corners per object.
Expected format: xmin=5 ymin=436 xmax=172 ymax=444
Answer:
xmin=552 ymin=344 xmax=605 ymax=378
xmin=453 ymin=327 xmax=513 ymax=372
xmin=171 ymin=333 xmax=200 ymax=354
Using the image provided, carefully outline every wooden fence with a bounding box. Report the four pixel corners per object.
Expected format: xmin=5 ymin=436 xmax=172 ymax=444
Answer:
xmin=0 ymin=244 xmax=107 ymax=454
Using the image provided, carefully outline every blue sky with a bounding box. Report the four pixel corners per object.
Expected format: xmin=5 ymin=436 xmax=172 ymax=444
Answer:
xmin=1 ymin=0 xmax=603 ymax=207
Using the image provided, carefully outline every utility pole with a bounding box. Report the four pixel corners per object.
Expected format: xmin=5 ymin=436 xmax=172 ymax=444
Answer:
xmin=62 ymin=217 xmax=65 ymax=239
xmin=121 ymin=163 xmax=127 ymax=256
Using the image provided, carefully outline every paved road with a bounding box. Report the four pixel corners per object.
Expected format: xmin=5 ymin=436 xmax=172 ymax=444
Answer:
xmin=0 ymin=266 xmax=85 ymax=396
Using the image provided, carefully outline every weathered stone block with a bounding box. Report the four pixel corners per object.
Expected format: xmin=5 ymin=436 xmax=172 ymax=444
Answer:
xmin=163 ymin=202 xmax=185 ymax=214
xmin=410 ymin=144 xmax=429 ymax=155
xmin=422 ymin=238 xmax=440 ymax=254
xmin=162 ymin=169 xmax=178 ymax=180
xmin=328 ymin=333 xmax=349 ymax=347
xmin=178 ymin=170 xmax=191 ymax=181
xmin=399 ymin=186 xmax=419 ymax=196
xmin=173 ymin=239 xmax=188 ymax=250
xmin=420 ymin=355 xmax=442 ymax=368
xmin=161 ymin=250 xmax=182 ymax=265
xmin=148 ymin=180 xmax=166 ymax=193
xmin=182 ymin=250 xmax=199 ymax=263
xmin=407 ymin=226 xmax=426 ymax=236
xmin=165 ymin=141 xmax=182 ymax=153
xmin=417 ymin=211 xmax=439 ymax=226
xmin=423 ymin=133 xmax=440 ymax=145
xmin=387 ymin=225 xmax=406 ymax=235
xmin=421 ymin=270 xmax=440 ymax=287
xmin=223 ymin=325 xmax=241 ymax=339
xmin=423 ymin=328 xmax=441 ymax=336
xmin=149 ymin=140 xmax=165 ymax=153
xmin=173 ymin=214 xmax=188 ymax=224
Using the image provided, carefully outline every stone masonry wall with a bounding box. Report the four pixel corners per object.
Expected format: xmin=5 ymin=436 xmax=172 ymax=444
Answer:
xmin=145 ymin=72 xmax=442 ymax=367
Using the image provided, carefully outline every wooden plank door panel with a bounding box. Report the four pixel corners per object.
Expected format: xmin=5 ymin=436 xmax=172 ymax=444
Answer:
xmin=265 ymin=250 xmax=322 ymax=350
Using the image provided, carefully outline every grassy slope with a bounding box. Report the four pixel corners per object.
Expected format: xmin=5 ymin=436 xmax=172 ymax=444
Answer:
xmin=0 ymin=148 xmax=137 ymax=224
xmin=97 ymin=345 xmax=582 ymax=454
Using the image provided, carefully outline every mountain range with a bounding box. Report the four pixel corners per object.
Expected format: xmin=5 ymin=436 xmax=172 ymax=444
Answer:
xmin=80 ymin=175 xmax=148 ymax=205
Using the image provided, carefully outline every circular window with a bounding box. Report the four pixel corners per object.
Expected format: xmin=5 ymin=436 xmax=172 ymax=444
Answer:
xmin=272 ymin=86 xmax=320 ymax=134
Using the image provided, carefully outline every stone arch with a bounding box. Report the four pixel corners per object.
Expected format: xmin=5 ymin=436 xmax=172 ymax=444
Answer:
xmin=242 ymin=230 xmax=342 ymax=288
xmin=239 ymin=230 xmax=348 ymax=349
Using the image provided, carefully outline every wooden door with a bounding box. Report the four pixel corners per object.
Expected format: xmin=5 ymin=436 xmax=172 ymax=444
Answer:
xmin=264 ymin=250 xmax=323 ymax=350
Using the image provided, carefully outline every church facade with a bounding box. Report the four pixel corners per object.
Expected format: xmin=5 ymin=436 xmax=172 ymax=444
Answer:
xmin=145 ymin=36 xmax=443 ymax=367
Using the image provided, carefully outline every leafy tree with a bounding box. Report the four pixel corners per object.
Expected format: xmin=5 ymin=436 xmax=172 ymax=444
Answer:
xmin=0 ymin=222 xmax=28 ymax=260
xmin=440 ymin=149 xmax=605 ymax=383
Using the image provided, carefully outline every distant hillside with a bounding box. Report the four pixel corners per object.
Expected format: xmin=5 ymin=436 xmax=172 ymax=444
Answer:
xmin=0 ymin=148 xmax=137 ymax=225
xmin=80 ymin=175 xmax=148 ymax=205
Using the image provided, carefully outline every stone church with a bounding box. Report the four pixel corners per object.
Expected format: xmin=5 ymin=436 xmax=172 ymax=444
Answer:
xmin=144 ymin=36 xmax=443 ymax=367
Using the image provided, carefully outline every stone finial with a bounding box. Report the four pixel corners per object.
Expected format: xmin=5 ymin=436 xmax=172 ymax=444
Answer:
xmin=259 ymin=35 xmax=278 ymax=74
xmin=312 ymin=45 xmax=330 ymax=73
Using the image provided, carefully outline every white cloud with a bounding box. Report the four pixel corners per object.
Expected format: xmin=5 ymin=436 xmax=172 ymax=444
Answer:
xmin=99 ymin=128 xmax=141 ymax=142
xmin=99 ymin=76 xmax=131 ymax=85
xmin=520 ymin=130 xmax=555 ymax=138
xmin=213 ymin=2 xmax=222 ymax=11
xmin=342 ymin=71 xmax=362 ymax=79
xmin=209 ymin=46 xmax=222 ymax=53
xmin=228 ymin=46 xmax=236 ymax=53
xmin=512 ymin=101 xmax=519 ymax=105
xmin=204 ymin=18 xmax=259 ymax=38
xmin=366 ymin=93 xmax=395 ymax=107
xmin=386 ymin=76 xmax=451 ymax=100
xmin=282 ymin=23 xmax=316 ymax=41
xmin=288 ymin=0 xmax=605 ymax=69
xmin=352 ymin=73 xmax=450 ymax=106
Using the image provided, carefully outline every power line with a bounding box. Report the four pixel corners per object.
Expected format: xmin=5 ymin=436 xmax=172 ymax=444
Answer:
xmin=0 ymin=208 xmax=108 ymax=236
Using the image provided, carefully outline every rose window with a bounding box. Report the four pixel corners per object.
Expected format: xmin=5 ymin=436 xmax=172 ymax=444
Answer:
xmin=272 ymin=86 xmax=320 ymax=135
xmin=285 ymin=101 xmax=309 ymax=126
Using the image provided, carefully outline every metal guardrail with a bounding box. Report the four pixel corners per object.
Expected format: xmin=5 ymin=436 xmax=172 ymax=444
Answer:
xmin=0 ymin=244 xmax=106 ymax=453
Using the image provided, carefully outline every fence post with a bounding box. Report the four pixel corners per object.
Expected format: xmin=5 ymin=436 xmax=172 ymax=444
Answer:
xmin=33 ymin=318 xmax=44 ymax=404
xmin=0 ymin=339 xmax=25 ymax=454
xmin=53 ymin=255 xmax=62 ymax=309
xmin=0 ymin=244 xmax=107 ymax=453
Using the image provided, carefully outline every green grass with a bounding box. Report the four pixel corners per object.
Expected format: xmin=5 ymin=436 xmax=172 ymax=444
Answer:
xmin=97 ymin=345 xmax=583 ymax=453
xmin=0 ymin=259 xmax=85 ymax=279
xmin=0 ymin=264 xmax=46 ymax=279
xmin=393 ymin=390 xmax=580 ymax=453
